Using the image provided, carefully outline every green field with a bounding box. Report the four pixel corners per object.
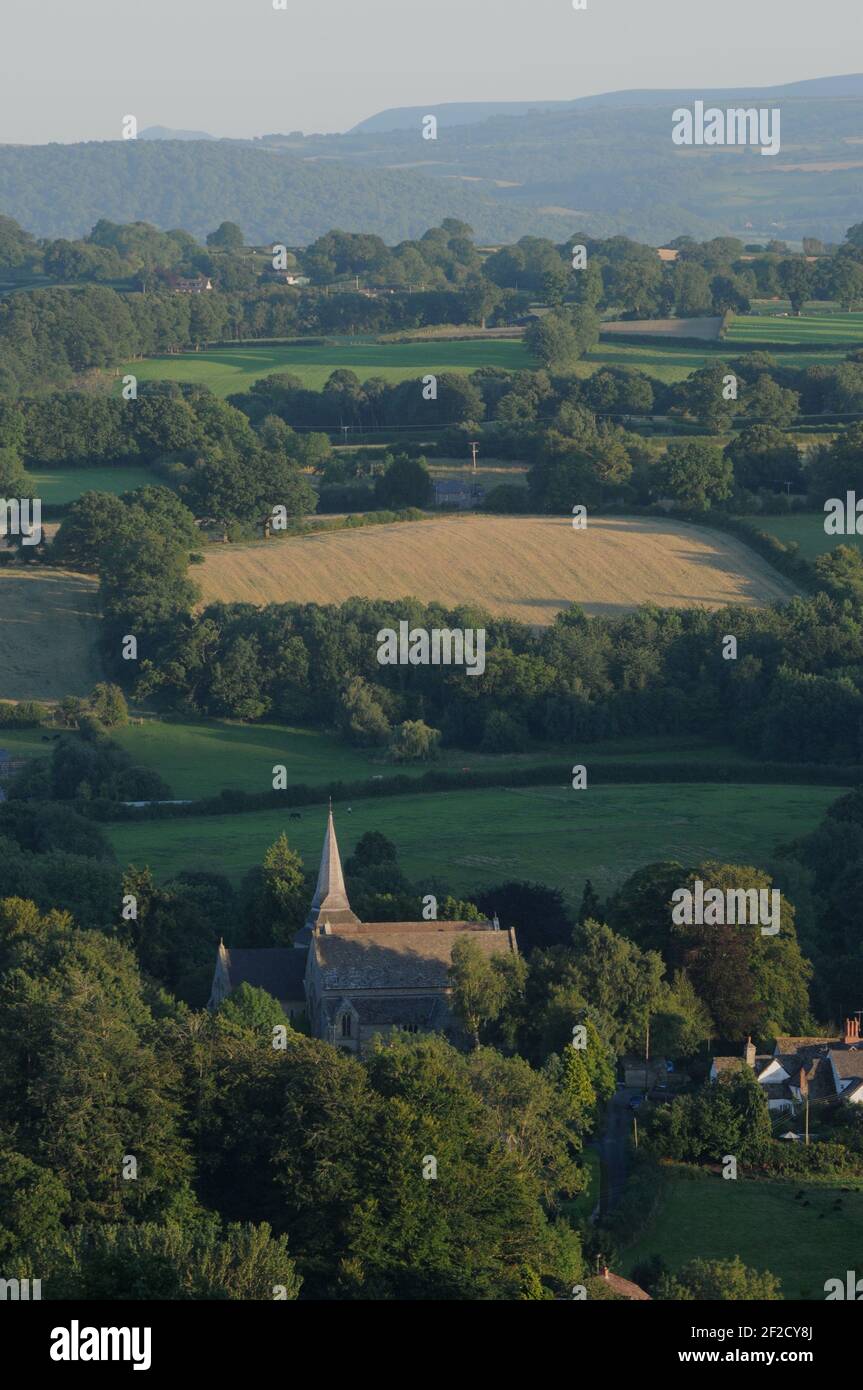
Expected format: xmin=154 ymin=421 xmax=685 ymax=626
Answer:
xmin=623 ymin=1171 xmax=863 ymax=1300
xmin=116 ymin=339 xmax=533 ymax=396
xmin=727 ymin=311 xmax=863 ymax=348
xmin=32 ymin=466 xmax=155 ymax=506
xmin=740 ymin=511 xmax=862 ymax=561
xmin=105 ymin=780 xmax=840 ymax=901
xmin=108 ymin=721 xmax=754 ymax=801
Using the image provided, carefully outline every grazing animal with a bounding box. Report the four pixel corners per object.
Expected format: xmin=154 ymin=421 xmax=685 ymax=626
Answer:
xmin=289 ymin=811 xmax=301 ymax=821
xmin=41 ymin=736 xmax=50 ymax=742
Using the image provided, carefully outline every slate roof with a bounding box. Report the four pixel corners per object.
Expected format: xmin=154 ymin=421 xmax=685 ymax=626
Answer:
xmin=322 ymin=995 xmax=447 ymax=1028
xmin=830 ymin=1051 xmax=863 ymax=1083
xmin=223 ymin=946 xmax=307 ymax=1000
xmin=313 ymin=922 xmax=516 ymax=992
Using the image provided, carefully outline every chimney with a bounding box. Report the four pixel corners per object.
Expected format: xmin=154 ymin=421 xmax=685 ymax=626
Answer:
xmin=798 ymin=1066 xmax=808 ymax=1097
xmin=844 ymin=1017 xmax=860 ymax=1046
xmin=744 ymin=1036 xmax=757 ymax=1068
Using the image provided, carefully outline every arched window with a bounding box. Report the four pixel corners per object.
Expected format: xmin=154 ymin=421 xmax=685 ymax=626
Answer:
xmin=341 ymin=1012 xmax=352 ymax=1038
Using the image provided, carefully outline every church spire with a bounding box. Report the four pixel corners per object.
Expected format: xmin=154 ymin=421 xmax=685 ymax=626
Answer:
xmin=305 ymin=804 xmax=360 ymax=931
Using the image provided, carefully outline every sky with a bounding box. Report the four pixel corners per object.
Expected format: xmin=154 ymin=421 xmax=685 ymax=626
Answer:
xmin=1 ymin=0 xmax=862 ymax=143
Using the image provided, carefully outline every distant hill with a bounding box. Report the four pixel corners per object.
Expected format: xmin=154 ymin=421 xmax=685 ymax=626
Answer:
xmin=353 ymin=73 xmax=863 ymax=130
xmin=139 ymin=126 xmax=217 ymax=141
xmin=0 ymin=140 xmax=582 ymax=244
xmin=4 ymin=73 xmax=863 ymax=245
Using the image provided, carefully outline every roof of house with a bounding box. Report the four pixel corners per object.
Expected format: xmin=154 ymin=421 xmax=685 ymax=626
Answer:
xmin=830 ymin=1050 xmax=863 ymax=1082
xmin=221 ymin=946 xmax=307 ymax=1000
xmin=313 ymin=922 xmax=516 ymax=992
xmin=600 ymin=1270 xmax=651 ymax=1300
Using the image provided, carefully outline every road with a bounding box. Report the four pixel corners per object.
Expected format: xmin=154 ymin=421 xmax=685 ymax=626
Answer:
xmin=598 ymin=1085 xmax=641 ymax=1216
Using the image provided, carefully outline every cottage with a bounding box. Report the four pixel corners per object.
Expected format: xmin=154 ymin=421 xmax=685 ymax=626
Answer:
xmin=710 ymin=1022 xmax=863 ymax=1111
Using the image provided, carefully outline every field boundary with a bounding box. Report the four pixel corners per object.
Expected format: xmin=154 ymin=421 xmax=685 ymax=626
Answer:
xmin=76 ymin=757 xmax=858 ymax=825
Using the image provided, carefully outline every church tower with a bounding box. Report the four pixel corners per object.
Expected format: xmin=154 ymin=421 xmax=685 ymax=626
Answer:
xmin=297 ymin=802 xmax=360 ymax=945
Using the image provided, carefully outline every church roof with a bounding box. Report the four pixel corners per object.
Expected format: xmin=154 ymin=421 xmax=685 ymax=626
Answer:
xmin=219 ymin=945 xmax=307 ymax=1000
xmin=322 ymin=995 xmax=447 ymax=1027
xmin=313 ymin=922 xmax=516 ymax=992
xmin=305 ymin=803 xmax=360 ymax=930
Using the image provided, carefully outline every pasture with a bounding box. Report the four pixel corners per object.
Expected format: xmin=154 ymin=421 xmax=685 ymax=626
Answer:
xmin=194 ymin=515 xmax=798 ymax=624
xmin=742 ymin=511 xmax=863 ymax=561
xmin=115 ymin=338 xmax=532 ymax=397
xmin=31 ymin=466 xmax=155 ymax=507
xmin=0 ymin=568 xmax=102 ymax=702
xmin=623 ymin=1171 xmax=863 ymax=1300
xmin=726 ymin=310 xmax=863 ymax=348
xmin=105 ymin=779 xmax=839 ymax=900
xmin=108 ymin=720 xmax=750 ymax=801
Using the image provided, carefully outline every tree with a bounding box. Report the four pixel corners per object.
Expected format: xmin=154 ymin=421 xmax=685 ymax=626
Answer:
xmin=653 ymin=440 xmax=733 ymax=510
xmin=374 ymin=455 xmax=433 ymax=509
xmin=338 ymin=676 xmax=391 ymax=746
xmin=206 ymin=221 xmax=245 ymax=251
xmin=89 ymin=682 xmax=129 ymax=727
xmin=657 ymin=1255 xmax=781 ymax=1301
xmin=526 ymin=311 xmax=593 ymax=369
xmin=387 ymin=719 xmax=441 ymax=762
xmin=778 ymin=259 xmax=813 ymax=315
xmin=449 ymin=937 xmax=509 ymax=1047
xmin=724 ymin=424 xmax=801 ymax=492
xmin=475 ymin=880 xmax=574 ymax=954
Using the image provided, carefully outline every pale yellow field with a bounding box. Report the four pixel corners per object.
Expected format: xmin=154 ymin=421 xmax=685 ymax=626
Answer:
xmin=197 ymin=516 xmax=797 ymax=623
xmin=0 ymin=568 xmax=103 ymax=701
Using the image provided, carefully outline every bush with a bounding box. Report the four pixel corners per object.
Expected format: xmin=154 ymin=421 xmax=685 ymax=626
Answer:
xmin=482 ymin=484 xmax=530 ymax=514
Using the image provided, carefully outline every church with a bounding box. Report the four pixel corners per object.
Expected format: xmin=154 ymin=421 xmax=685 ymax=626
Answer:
xmin=208 ymin=806 xmax=519 ymax=1054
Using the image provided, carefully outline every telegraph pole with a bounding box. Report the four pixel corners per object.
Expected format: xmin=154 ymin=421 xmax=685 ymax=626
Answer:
xmin=469 ymin=441 xmax=479 ymax=474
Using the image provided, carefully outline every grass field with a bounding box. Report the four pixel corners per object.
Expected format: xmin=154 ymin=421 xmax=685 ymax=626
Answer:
xmin=623 ymin=1171 xmax=863 ymax=1300
xmin=108 ymin=720 xmax=752 ymax=801
xmin=31 ymin=466 xmax=155 ymax=506
xmin=741 ymin=511 xmax=863 ymax=561
xmin=105 ymin=780 xmax=839 ymax=898
xmin=195 ymin=515 xmax=798 ymax=623
xmin=0 ymin=568 xmax=102 ymax=702
xmin=726 ymin=311 xmax=863 ymax=347
xmin=115 ymin=339 xmax=533 ymax=396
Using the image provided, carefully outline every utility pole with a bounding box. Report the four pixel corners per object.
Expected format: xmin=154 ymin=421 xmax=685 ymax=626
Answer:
xmin=633 ymin=1113 xmax=638 ymax=1148
xmin=469 ymin=441 xmax=479 ymax=474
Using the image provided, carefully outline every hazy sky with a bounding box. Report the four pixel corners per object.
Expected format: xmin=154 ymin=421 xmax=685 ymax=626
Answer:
xmin=2 ymin=0 xmax=861 ymax=143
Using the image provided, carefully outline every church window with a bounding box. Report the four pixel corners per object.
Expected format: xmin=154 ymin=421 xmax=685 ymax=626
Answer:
xmin=341 ymin=1012 xmax=352 ymax=1038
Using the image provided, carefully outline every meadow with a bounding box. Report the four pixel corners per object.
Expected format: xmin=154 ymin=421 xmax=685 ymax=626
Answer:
xmin=726 ymin=310 xmax=863 ymax=348
xmin=741 ymin=511 xmax=863 ymax=561
xmin=0 ymin=568 xmax=102 ymax=701
xmin=195 ymin=515 xmax=798 ymax=623
xmin=108 ymin=719 xmax=752 ymax=801
xmin=115 ymin=338 xmax=533 ymax=396
xmin=105 ymin=780 xmax=840 ymax=900
xmin=31 ymin=466 xmax=155 ymax=507
xmin=622 ymin=1171 xmax=863 ymax=1300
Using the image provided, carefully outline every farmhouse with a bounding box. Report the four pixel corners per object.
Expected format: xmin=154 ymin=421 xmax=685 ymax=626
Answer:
xmin=208 ymin=806 xmax=518 ymax=1053
xmin=710 ymin=1022 xmax=863 ymax=1111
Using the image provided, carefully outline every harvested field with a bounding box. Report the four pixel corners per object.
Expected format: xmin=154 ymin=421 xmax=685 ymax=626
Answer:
xmin=0 ymin=568 xmax=102 ymax=701
xmin=196 ymin=515 xmax=797 ymax=624
xmin=600 ymin=316 xmax=722 ymax=339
